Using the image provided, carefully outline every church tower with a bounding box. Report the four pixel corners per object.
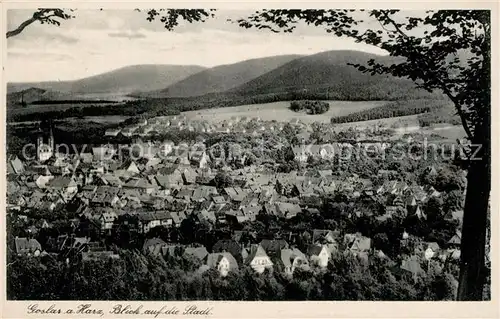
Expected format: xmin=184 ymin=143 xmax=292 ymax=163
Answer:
xmin=36 ymin=121 xmax=54 ymax=162
xmin=48 ymin=122 xmax=55 ymax=153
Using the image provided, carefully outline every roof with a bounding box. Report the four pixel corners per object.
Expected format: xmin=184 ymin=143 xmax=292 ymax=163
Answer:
xmin=312 ymin=229 xmax=340 ymax=244
xmin=260 ymin=239 xmax=289 ymax=255
xmin=124 ymin=178 xmax=154 ymax=189
xmin=155 ymin=174 xmax=180 ymax=189
xmin=279 ymin=248 xmax=308 ymax=268
xmin=245 ymin=244 xmax=271 ymax=264
xmin=427 ymin=242 xmax=440 ymax=251
xmin=15 ymin=237 xmax=42 ymax=254
xmin=212 ymin=240 xmax=241 ymax=258
xmin=143 ymin=237 xmax=168 ymax=255
xmin=46 ymin=176 xmax=77 ymax=189
xmin=184 ymin=246 xmax=209 ymax=260
xmin=137 ymin=211 xmax=172 ymax=222
xmin=224 ymin=187 xmax=248 ymax=202
xmin=276 ymin=202 xmax=302 ymax=217
xmin=10 ymin=156 xmax=25 ymax=174
xmin=401 ymin=256 xmax=424 ymax=276
xmin=447 ymin=233 xmax=462 ymax=245
xmin=344 ymin=233 xmax=371 ymax=252
xmin=206 ymin=252 xmax=239 ymax=271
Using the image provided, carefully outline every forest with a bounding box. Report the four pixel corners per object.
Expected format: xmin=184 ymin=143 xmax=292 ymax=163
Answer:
xmin=330 ymin=100 xmax=452 ymax=124
xmin=290 ymin=100 xmax=330 ymax=114
xmin=6 ymin=247 xmax=460 ymax=301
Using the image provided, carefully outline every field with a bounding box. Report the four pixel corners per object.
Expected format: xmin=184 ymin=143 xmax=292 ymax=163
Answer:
xmin=182 ymin=100 xmax=386 ymax=124
xmin=333 ymin=114 xmax=421 ymax=130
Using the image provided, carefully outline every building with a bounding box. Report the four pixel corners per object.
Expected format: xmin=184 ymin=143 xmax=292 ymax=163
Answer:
xmin=37 ymin=123 xmax=55 ymax=162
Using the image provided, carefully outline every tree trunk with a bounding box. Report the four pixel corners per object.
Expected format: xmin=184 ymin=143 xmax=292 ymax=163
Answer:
xmin=457 ymin=122 xmax=491 ymax=300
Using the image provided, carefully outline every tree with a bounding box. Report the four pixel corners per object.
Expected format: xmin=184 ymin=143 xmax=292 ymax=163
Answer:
xmin=235 ymin=9 xmax=490 ymax=301
xmin=214 ymin=171 xmax=233 ymax=188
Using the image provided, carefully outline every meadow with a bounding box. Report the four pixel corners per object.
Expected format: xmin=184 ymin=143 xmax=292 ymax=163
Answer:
xmin=182 ymin=100 xmax=386 ymax=124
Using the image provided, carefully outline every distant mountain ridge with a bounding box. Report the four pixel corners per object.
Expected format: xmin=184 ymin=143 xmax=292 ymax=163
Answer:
xmin=143 ymin=54 xmax=304 ymax=98
xmin=7 ymin=64 xmax=207 ymax=95
xmin=228 ymin=50 xmax=434 ymax=100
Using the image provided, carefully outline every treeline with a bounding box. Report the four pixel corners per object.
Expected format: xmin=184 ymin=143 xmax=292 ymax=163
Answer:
xmin=30 ymin=100 xmax=118 ymax=105
xmin=290 ymin=100 xmax=330 ymax=114
xmin=330 ymin=100 xmax=451 ymax=124
xmin=418 ymin=105 xmax=461 ymax=127
xmin=7 ymin=100 xmax=181 ymax=123
xmin=7 ymin=248 xmax=458 ymax=301
xmin=9 ymin=87 xmax=448 ymax=123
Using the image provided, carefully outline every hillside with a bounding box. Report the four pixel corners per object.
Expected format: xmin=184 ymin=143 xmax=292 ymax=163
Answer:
xmin=6 ymin=87 xmax=89 ymax=107
xmin=229 ymin=50 xmax=441 ymax=100
xmin=7 ymin=64 xmax=206 ymax=95
xmin=140 ymin=54 xmax=303 ymax=98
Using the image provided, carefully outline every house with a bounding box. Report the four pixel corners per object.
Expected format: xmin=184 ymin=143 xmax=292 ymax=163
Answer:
xmin=205 ymin=252 xmax=239 ymax=277
xmin=275 ymin=202 xmax=302 ymax=219
xmin=312 ymin=229 xmax=340 ymax=245
xmin=123 ymin=178 xmax=155 ymax=194
xmin=424 ymin=242 xmax=441 ymax=261
xmin=190 ymin=151 xmax=210 ymax=169
xmin=99 ymin=174 xmax=123 ymax=187
xmin=137 ymin=211 xmax=173 ymax=233
xmin=212 ymin=240 xmax=242 ymax=262
xmin=96 ymin=210 xmax=118 ymax=230
xmin=174 ymin=187 xmax=194 ymax=201
xmin=400 ymin=256 xmax=425 ymax=282
xmin=92 ymin=145 xmax=116 ymax=161
xmin=223 ymin=187 xmax=248 ymax=202
xmin=91 ymin=186 xmax=121 ymax=207
xmin=278 ymin=248 xmax=309 ymax=275
xmin=447 ymin=231 xmax=462 ymax=248
xmin=155 ymin=174 xmax=181 ymax=191
xmin=344 ymin=233 xmax=371 ymax=256
xmin=184 ymin=246 xmax=209 ymax=262
xmin=407 ymin=204 xmax=426 ymax=220
xmin=445 ymin=210 xmax=464 ymax=227
xmin=105 ymin=127 xmax=121 ymax=137
xmin=182 ymin=167 xmax=198 ymax=185
xmin=143 ymin=237 xmax=169 ymax=256
xmin=8 ymin=155 xmax=25 ymax=175
xmin=245 ymin=244 xmax=274 ymax=274
xmin=197 ymin=210 xmax=217 ymax=225
xmin=45 ymin=176 xmax=78 ymax=200
xmin=192 ymin=186 xmax=218 ymax=202
xmin=260 ymin=239 xmax=289 ymax=258
xmin=14 ymin=237 xmax=43 ymax=256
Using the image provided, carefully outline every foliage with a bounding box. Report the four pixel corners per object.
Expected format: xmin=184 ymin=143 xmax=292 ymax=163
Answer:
xmin=331 ymin=100 xmax=448 ymax=124
xmin=290 ymin=100 xmax=330 ymax=114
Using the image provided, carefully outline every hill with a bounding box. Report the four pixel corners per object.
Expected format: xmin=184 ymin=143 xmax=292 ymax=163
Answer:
xmin=6 ymin=87 xmax=89 ymax=107
xmin=7 ymin=64 xmax=206 ymax=95
xmin=140 ymin=54 xmax=303 ymax=98
xmin=229 ymin=50 xmax=441 ymax=100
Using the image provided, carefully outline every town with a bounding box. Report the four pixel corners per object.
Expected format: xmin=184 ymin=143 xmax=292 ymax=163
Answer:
xmin=7 ymin=112 xmax=483 ymax=300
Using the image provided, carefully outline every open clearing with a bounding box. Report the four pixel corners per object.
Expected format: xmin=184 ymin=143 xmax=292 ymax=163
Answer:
xmin=182 ymin=100 xmax=386 ymax=124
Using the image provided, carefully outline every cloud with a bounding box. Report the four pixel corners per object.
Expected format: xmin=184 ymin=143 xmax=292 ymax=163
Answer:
xmin=108 ymin=31 xmax=147 ymax=39
xmin=6 ymin=9 xmax=399 ymax=82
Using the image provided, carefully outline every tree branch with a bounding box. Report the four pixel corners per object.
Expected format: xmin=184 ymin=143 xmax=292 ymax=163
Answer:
xmin=379 ymin=10 xmax=474 ymax=140
xmin=6 ymin=17 xmax=38 ymax=38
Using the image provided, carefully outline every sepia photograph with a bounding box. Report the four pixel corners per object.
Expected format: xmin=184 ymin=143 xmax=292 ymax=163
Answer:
xmin=4 ymin=5 xmax=493 ymax=306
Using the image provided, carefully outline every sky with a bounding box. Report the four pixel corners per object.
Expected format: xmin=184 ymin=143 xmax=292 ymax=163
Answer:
xmin=6 ymin=9 xmax=396 ymax=83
